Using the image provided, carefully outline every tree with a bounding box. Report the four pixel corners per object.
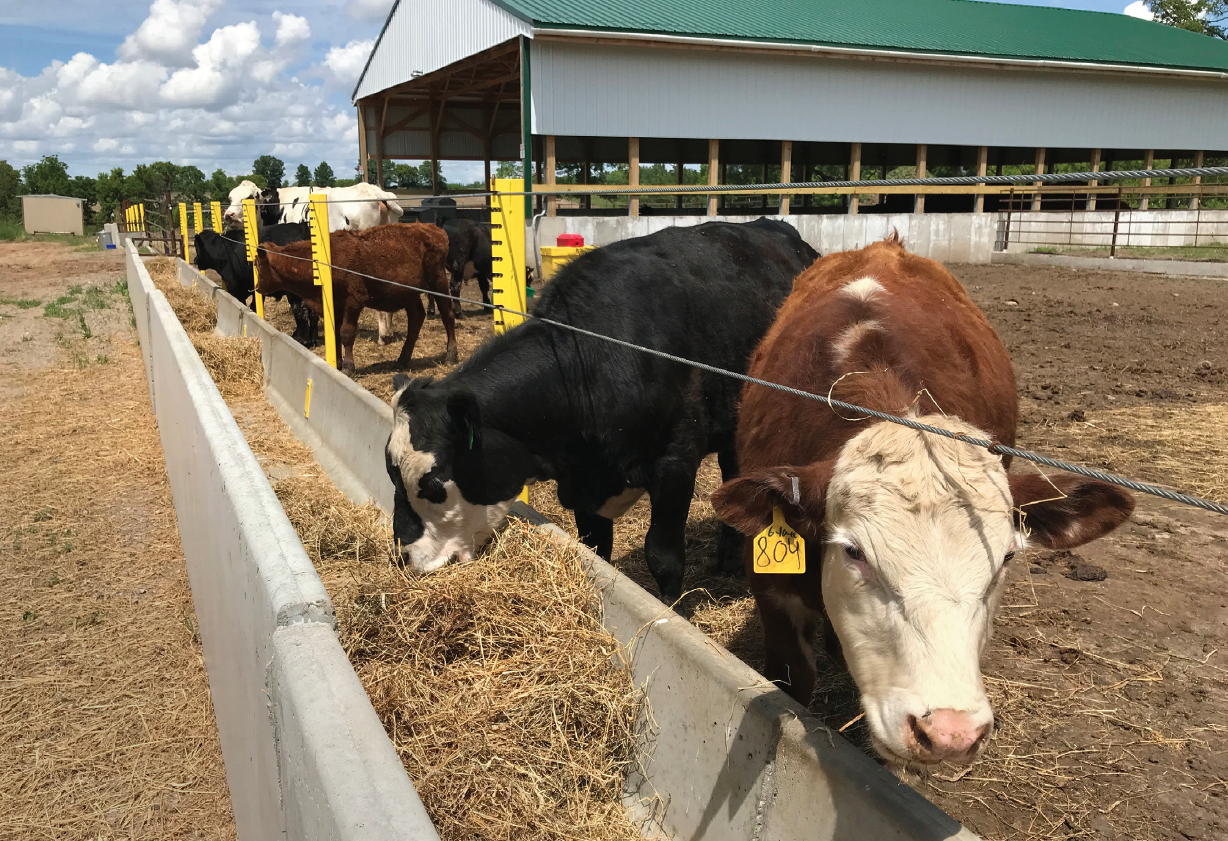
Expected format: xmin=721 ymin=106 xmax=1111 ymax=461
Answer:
xmin=252 ymin=155 xmax=285 ymax=189
xmin=313 ymin=162 xmax=335 ymax=187
xmin=209 ymin=169 xmax=232 ymax=200
xmin=21 ymin=155 xmax=71 ymax=196
xmin=232 ymin=173 xmax=267 ymax=190
xmin=295 ymin=164 xmax=311 ymax=187
xmin=1146 ymin=0 xmax=1228 ymax=37
xmin=495 ymin=161 xmax=522 ymax=179
xmin=0 ymin=160 xmax=20 ymax=220
xmin=176 ymin=165 xmax=208 ymax=202
xmin=95 ymin=168 xmax=126 ymax=223
xmin=68 ymin=175 xmax=98 ymax=224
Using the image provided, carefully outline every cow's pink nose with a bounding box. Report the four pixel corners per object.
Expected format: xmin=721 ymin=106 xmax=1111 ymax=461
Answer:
xmin=905 ymin=709 xmax=991 ymax=765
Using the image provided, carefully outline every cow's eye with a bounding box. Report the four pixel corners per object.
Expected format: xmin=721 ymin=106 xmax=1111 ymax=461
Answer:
xmin=845 ymin=544 xmax=864 ymax=562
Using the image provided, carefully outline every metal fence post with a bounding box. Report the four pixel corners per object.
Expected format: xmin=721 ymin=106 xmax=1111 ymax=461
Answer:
xmin=210 ymin=201 xmax=223 ymax=233
xmin=489 ymin=177 xmax=529 ymax=503
xmin=241 ymin=198 xmax=265 ymax=321
xmin=178 ymin=202 xmax=190 ymax=262
xmin=309 ymin=193 xmax=338 ymax=370
xmin=1110 ymin=189 xmax=1122 ymax=258
xmin=192 ymin=201 xmax=204 ymax=235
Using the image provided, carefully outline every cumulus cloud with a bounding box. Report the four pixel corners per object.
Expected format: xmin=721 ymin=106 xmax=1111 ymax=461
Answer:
xmin=324 ymin=39 xmax=374 ymax=86
xmin=160 ymin=21 xmax=260 ymax=107
xmin=1124 ymin=1 xmax=1154 ymax=20
xmin=119 ymin=0 xmax=225 ymax=66
xmin=347 ymin=0 xmax=395 ymax=23
xmin=274 ymin=11 xmax=311 ymax=46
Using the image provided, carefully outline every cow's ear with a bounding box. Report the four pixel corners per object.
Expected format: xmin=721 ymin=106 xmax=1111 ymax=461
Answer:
xmin=1009 ymin=472 xmax=1135 ymax=550
xmin=446 ymin=390 xmax=482 ymax=452
xmin=711 ymin=461 xmax=834 ymax=537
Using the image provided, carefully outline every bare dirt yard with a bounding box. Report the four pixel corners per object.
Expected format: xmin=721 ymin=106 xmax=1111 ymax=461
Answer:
xmin=0 ymin=241 xmax=235 ymax=840
xmin=248 ymin=258 xmax=1227 ymax=841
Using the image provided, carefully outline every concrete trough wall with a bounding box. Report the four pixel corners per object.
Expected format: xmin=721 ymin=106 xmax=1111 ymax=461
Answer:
xmin=175 ymin=255 xmax=978 ymax=840
xmin=535 ymin=212 xmax=998 ymax=266
xmin=125 ymin=242 xmax=439 ymax=841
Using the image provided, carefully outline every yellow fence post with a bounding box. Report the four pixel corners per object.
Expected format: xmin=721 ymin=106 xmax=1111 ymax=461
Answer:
xmin=138 ymin=203 xmax=145 ymax=230
xmin=242 ymin=198 xmax=265 ymax=320
xmin=309 ymin=193 xmax=338 ymax=370
xmin=178 ymin=202 xmax=190 ymax=262
xmin=192 ymin=201 xmax=204 ymax=235
xmin=210 ymin=200 xmax=223 ymax=233
xmin=490 ymin=178 xmax=529 ymax=501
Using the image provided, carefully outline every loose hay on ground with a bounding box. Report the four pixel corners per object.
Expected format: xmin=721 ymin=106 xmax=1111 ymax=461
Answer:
xmin=159 ymin=274 xmax=652 ymax=841
xmin=147 ymin=257 xmax=216 ymax=332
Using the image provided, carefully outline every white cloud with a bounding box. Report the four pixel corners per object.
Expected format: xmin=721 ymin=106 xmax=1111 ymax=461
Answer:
xmin=119 ymin=0 xmax=225 ymax=66
xmin=347 ymin=0 xmax=394 ymax=23
xmin=324 ymin=39 xmax=373 ymax=86
xmin=1124 ymin=1 xmax=1153 ymax=20
xmin=93 ymin=138 xmax=120 ymax=152
xmin=274 ymin=11 xmax=311 ymax=47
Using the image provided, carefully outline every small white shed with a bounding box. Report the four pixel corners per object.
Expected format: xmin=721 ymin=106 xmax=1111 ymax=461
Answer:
xmin=22 ymin=194 xmax=85 ymax=236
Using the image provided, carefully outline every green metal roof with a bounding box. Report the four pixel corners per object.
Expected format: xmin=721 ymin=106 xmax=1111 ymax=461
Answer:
xmin=496 ymin=0 xmax=1228 ymax=73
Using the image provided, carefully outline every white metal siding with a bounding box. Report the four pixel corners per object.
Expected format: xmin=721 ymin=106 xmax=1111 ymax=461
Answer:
xmin=531 ymin=41 xmax=1228 ymax=150
xmin=354 ymin=0 xmax=530 ymax=102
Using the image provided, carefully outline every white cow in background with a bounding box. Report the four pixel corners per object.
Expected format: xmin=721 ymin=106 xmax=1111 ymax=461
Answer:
xmin=223 ymin=180 xmax=404 ymax=342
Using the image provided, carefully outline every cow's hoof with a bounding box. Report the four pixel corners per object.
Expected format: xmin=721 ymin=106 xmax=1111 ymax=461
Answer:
xmin=445 ymin=344 xmax=458 ymax=365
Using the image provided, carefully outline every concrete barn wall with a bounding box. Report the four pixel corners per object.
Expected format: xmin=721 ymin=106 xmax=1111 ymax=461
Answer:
xmin=124 ymin=242 xmax=439 ymax=841
xmin=175 ymin=256 xmax=981 ymax=841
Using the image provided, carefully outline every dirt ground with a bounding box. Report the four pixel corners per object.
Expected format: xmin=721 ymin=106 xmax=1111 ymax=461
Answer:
xmin=0 ymin=241 xmax=235 ymax=840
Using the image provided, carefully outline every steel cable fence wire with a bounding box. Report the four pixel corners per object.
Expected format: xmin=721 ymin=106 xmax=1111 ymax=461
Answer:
xmin=242 ymin=241 xmax=1228 ymax=518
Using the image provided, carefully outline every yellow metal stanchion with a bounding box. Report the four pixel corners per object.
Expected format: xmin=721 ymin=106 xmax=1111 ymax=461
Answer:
xmin=242 ymin=198 xmax=264 ymax=320
xmin=490 ymin=178 xmax=529 ymax=501
xmin=210 ymin=200 xmax=223 ymax=233
xmin=178 ymin=202 xmax=190 ymax=261
xmin=138 ymin=203 xmax=145 ymax=230
xmin=309 ymin=193 xmax=338 ymax=370
xmin=193 ymin=201 xmax=204 ymax=235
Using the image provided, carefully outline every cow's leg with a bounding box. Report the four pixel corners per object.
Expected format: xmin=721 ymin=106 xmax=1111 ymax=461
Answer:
xmin=438 ymin=295 xmax=458 ymax=365
xmin=573 ymin=510 xmax=615 ymax=561
xmin=757 ymin=592 xmax=818 ymax=705
xmin=396 ymin=298 xmax=427 ymax=366
xmin=713 ymin=448 xmax=745 ymax=577
xmin=644 ymin=456 xmax=699 ymax=604
xmin=338 ymin=308 xmax=358 ymax=375
xmin=479 ymin=272 xmax=492 ymax=308
xmin=375 ymin=311 xmax=395 ymax=345
xmin=449 ymin=270 xmax=464 ymax=320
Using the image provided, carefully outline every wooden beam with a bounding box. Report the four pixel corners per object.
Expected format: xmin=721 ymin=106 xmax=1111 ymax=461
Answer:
xmin=628 ymin=137 xmax=640 ymax=218
xmin=780 ymin=140 xmax=792 ymax=216
xmin=915 ymin=143 xmax=927 ymax=214
xmin=383 ymin=105 xmax=430 ymax=135
xmin=973 ymin=145 xmax=988 ymax=213
xmin=357 ymin=105 xmax=368 ymax=182
xmin=1087 ymin=148 xmax=1102 ymax=211
xmin=707 ymin=139 xmax=719 ymax=217
xmin=1191 ymin=150 xmax=1204 ymax=210
xmin=429 ymin=98 xmax=442 ymax=195
xmin=1031 ymin=147 xmax=1045 ymax=211
xmin=1140 ymin=149 xmax=1154 ymax=210
xmin=436 ymin=70 xmax=521 ymax=103
xmin=376 ymin=96 xmax=388 ymax=188
xmin=546 ymin=135 xmax=557 ymax=217
xmin=849 ymin=142 xmax=862 ymax=215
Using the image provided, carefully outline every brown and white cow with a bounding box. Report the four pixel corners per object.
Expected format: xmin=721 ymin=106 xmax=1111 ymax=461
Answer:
xmin=711 ymin=235 xmax=1134 ymax=770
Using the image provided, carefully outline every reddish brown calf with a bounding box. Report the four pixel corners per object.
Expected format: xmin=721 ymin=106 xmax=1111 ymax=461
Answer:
xmin=255 ymin=223 xmax=455 ymax=374
xmin=712 ymin=235 xmax=1133 ymax=769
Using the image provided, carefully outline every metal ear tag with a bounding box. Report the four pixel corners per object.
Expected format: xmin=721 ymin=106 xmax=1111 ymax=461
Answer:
xmin=790 ymin=476 xmax=800 ymax=506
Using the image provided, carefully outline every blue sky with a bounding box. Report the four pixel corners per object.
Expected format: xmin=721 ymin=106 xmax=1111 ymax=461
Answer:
xmin=0 ymin=0 xmax=1152 ymax=183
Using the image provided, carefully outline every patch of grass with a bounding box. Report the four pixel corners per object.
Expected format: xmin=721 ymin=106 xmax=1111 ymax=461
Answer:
xmin=67 ymin=285 xmax=82 ymax=296
xmin=0 ymin=296 xmax=41 ymax=309
xmin=96 ymin=354 xmax=110 ymax=364
xmin=111 ymin=277 xmax=129 ymax=299
xmin=0 ymin=218 xmax=24 ymax=240
xmin=1030 ymin=246 xmax=1058 ymax=254
xmin=81 ymin=287 xmax=109 ymax=310
xmin=77 ymin=313 xmax=91 ymax=339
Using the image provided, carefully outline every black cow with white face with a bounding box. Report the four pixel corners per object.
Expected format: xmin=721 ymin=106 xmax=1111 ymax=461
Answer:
xmin=385 ymin=219 xmax=819 ymax=601
xmin=426 ymin=219 xmax=493 ymax=320
xmin=193 ymin=224 xmax=319 ymax=346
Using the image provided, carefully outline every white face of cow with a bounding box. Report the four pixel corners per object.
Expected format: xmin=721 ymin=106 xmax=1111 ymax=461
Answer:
xmin=222 ymin=180 xmax=261 ymax=227
xmin=820 ymin=417 xmax=1017 ymax=767
xmin=385 ymin=379 xmax=519 ymax=573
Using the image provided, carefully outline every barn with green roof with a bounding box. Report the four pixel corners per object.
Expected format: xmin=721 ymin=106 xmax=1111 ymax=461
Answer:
xmin=352 ymin=0 xmax=1228 ymax=220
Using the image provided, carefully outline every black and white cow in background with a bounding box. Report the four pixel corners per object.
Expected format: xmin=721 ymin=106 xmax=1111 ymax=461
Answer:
xmin=424 ymin=218 xmax=493 ymax=323
xmin=384 ymin=219 xmax=819 ymax=602
xmin=193 ymin=224 xmax=320 ymax=347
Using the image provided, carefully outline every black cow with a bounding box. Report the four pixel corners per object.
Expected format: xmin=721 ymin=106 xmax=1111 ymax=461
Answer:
xmin=193 ymin=225 xmax=320 ymax=347
xmin=426 ymin=219 xmax=493 ymax=320
xmin=384 ymin=219 xmax=819 ymax=602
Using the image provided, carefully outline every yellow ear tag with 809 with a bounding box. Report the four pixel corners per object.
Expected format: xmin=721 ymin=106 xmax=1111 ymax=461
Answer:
xmin=754 ymin=506 xmax=805 ymax=574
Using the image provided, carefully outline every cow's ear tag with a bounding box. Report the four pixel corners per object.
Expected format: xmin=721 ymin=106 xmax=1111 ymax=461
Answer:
xmin=753 ymin=506 xmax=806 ymax=574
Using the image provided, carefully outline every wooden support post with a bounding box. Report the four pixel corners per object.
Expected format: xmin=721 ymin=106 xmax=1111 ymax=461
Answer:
xmin=1140 ymin=149 xmax=1154 ymax=210
xmin=545 ymin=135 xmax=557 ymax=218
xmin=429 ymin=99 xmax=441 ymax=196
xmin=675 ymin=158 xmax=683 ymax=211
xmin=628 ymin=137 xmax=640 ymax=218
xmin=974 ymin=146 xmax=988 ymax=213
xmin=357 ymin=104 xmax=368 ymax=182
xmin=914 ymin=144 xmax=927 ymax=214
xmin=376 ymin=96 xmax=388 ymax=188
xmin=1031 ymin=147 xmax=1046 ymax=211
xmin=849 ymin=142 xmax=862 ymax=215
xmin=780 ymin=140 xmax=793 ymax=216
xmin=707 ymin=139 xmax=719 ymax=217
xmin=1088 ymin=149 xmax=1102 ymax=211
xmin=1191 ymin=150 xmax=1204 ymax=210
xmin=310 ymin=193 xmax=338 ymax=369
